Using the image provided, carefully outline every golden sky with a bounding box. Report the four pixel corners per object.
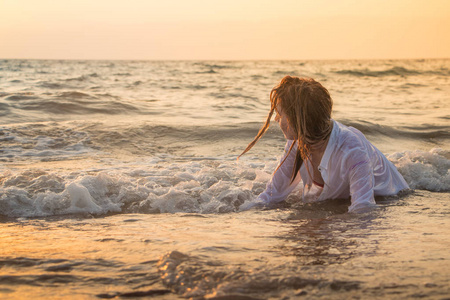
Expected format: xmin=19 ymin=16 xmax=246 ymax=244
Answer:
xmin=1 ymin=0 xmax=449 ymax=60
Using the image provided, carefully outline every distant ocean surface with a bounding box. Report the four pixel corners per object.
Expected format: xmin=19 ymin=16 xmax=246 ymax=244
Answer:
xmin=1 ymin=59 xmax=449 ymax=299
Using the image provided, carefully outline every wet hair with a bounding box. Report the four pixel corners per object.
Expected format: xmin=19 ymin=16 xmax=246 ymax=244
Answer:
xmin=239 ymin=76 xmax=333 ymax=182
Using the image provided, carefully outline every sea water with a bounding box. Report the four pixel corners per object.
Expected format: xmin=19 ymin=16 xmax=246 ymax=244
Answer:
xmin=0 ymin=59 xmax=449 ymax=299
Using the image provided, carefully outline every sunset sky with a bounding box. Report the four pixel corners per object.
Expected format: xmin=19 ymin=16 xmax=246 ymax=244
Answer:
xmin=1 ymin=0 xmax=449 ymax=60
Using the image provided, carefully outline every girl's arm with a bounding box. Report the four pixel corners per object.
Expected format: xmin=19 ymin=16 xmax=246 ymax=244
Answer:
xmin=345 ymin=148 xmax=377 ymax=213
xmin=257 ymin=140 xmax=302 ymax=204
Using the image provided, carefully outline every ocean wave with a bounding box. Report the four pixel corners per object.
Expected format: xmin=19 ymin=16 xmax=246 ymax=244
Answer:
xmin=94 ymin=93 xmax=121 ymax=99
xmin=161 ymin=85 xmax=181 ymax=90
xmin=185 ymin=85 xmax=207 ymax=90
xmin=0 ymin=160 xmax=266 ymax=218
xmin=0 ymin=124 xmax=98 ymax=162
xmin=157 ymin=250 xmax=361 ymax=298
xmin=56 ymin=91 xmax=94 ymax=99
xmin=11 ymin=97 xmax=141 ymax=116
xmin=2 ymin=59 xmax=449 ymax=129
xmin=64 ymin=75 xmax=89 ymax=82
xmin=400 ymin=83 xmax=427 ymax=88
xmin=5 ymin=93 xmax=38 ymax=101
xmin=388 ymin=148 xmax=450 ymax=192
xmin=204 ymin=63 xmax=240 ymax=69
xmin=196 ymin=69 xmax=217 ymax=74
xmin=342 ymin=120 xmax=450 ymax=140
xmin=209 ymin=92 xmax=259 ymax=102
xmin=273 ymin=70 xmax=299 ymax=76
xmin=37 ymin=81 xmax=76 ymax=89
xmin=251 ymin=74 xmax=267 ymax=79
xmin=0 ymin=103 xmax=10 ymax=115
xmin=4 ymin=119 xmax=447 ymax=164
xmin=334 ymin=66 xmax=450 ymax=77
xmin=63 ymin=73 xmax=100 ymax=82
xmin=1 ymin=147 xmax=447 ymax=218
xmin=193 ymin=62 xmax=241 ymax=70
xmin=0 ymin=121 xmax=274 ymax=162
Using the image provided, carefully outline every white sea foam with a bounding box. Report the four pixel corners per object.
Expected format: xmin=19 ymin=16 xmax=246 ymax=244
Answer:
xmin=0 ymin=160 xmax=265 ymax=217
xmin=1 ymin=148 xmax=448 ymax=218
xmin=388 ymin=148 xmax=450 ymax=191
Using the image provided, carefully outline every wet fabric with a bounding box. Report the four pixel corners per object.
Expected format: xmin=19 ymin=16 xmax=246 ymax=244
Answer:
xmin=257 ymin=120 xmax=410 ymax=212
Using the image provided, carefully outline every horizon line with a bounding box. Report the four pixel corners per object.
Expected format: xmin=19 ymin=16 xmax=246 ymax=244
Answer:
xmin=2 ymin=56 xmax=449 ymax=62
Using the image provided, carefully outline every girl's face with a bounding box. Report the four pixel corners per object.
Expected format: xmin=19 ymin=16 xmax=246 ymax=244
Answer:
xmin=275 ymin=105 xmax=296 ymax=140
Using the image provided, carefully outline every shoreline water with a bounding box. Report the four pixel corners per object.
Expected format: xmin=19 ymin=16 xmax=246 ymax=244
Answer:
xmin=1 ymin=59 xmax=449 ymax=298
xmin=1 ymin=190 xmax=449 ymax=299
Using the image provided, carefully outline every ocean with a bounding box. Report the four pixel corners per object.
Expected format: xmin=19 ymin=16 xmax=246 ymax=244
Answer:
xmin=0 ymin=59 xmax=449 ymax=299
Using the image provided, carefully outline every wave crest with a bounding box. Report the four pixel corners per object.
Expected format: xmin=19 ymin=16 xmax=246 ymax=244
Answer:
xmin=0 ymin=161 xmax=266 ymax=218
xmin=389 ymin=148 xmax=450 ymax=192
xmin=1 ymin=147 xmax=447 ymax=218
xmin=334 ymin=66 xmax=450 ymax=77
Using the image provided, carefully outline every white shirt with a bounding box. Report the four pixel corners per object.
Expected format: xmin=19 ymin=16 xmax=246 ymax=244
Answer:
xmin=257 ymin=120 xmax=409 ymax=213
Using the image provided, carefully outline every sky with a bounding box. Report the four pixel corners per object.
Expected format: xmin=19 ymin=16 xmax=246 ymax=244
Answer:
xmin=1 ymin=0 xmax=449 ymax=60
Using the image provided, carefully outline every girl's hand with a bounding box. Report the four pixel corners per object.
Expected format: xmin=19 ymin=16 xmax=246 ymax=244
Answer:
xmin=239 ymin=199 xmax=268 ymax=211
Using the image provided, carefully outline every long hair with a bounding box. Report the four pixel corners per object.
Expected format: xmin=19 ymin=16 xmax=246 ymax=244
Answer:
xmin=239 ymin=76 xmax=333 ymax=182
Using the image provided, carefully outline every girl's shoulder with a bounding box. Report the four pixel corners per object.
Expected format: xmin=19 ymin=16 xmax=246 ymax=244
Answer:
xmin=334 ymin=122 xmax=370 ymax=155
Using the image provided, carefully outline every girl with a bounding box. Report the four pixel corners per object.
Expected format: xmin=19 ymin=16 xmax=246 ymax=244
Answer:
xmin=240 ymin=76 xmax=409 ymax=213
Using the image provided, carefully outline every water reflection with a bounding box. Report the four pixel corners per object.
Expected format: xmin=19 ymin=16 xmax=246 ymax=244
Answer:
xmin=275 ymin=199 xmax=380 ymax=266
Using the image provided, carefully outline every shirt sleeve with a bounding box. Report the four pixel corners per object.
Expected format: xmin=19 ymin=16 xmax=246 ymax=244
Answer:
xmin=346 ymin=148 xmax=377 ymax=213
xmin=257 ymin=140 xmax=302 ymax=204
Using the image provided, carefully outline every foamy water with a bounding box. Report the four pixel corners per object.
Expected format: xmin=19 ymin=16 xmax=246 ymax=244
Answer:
xmin=1 ymin=59 xmax=449 ymax=299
